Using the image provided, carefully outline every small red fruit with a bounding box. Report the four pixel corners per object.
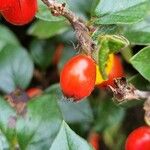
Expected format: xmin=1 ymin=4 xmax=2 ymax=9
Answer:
xmin=1 ymin=0 xmax=37 ymax=25
xmin=98 ymin=55 xmax=124 ymax=88
xmin=125 ymin=126 xmax=150 ymax=150
xmin=27 ymin=88 xmax=42 ymax=98
xmin=88 ymin=132 xmax=100 ymax=150
xmin=0 ymin=0 xmax=15 ymax=11
xmin=60 ymin=54 xmax=96 ymax=101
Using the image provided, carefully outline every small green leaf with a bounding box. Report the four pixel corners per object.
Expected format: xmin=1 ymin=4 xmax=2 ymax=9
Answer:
xmin=30 ymin=39 xmax=55 ymax=70
xmin=98 ymin=38 xmax=110 ymax=80
xmin=50 ymin=121 xmax=93 ymax=150
xmin=123 ymin=17 xmax=150 ymax=45
xmin=28 ymin=20 xmax=69 ymax=39
xmin=130 ymin=46 xmax=150 ymax=81
xmin=0 ymin=45 xmax=33 ymax=93
xmin=106 ymin=35 xmax=129 ymax=53
xmin=93 ymin=0 xmax=149 ymax=24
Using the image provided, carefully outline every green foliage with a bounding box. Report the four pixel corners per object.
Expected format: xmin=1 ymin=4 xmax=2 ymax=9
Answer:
xmin=93 ymin=0 xmax=149 ymax=24
xmin=0 ymin=0 xmax=150 ymax=149
xmin=130 ymin=46 xmax=150 ymax=81
xmin=0 ymin=45 xmax=33 ymax=93
xmin=28 ymin=20 xmax=69 ymax=39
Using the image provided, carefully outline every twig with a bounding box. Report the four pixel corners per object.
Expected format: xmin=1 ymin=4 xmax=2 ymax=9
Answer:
xmin=41 ymin=0 xmax=95 ymax=55
xmin=109 ymin=77 xmax=150 ymax=103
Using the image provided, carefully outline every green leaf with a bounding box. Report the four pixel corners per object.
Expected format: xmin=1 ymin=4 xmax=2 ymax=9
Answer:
xmin=0 ymin=25 xmax=20 ymax=49
xmin=0 ymin=45 xmax=33 ymax=93
xmin=128 ymin=74 xmax=150 ymax=90
xmin=0 ymin=96 xmax=16 ymax=148
xmin=123 ymin=17 xmax=150 ymax=45
xmin=50 ymin=121 xmax=93 ymax=150
xmin=45 ymin=84 xmax=94 ymax=124
xmin=98 ymin=38 xmax=110 ymax=80
xmin=94 ymin=99 xmax=125 ymax=131
xmin=130 ymin=46 xmax=150 ymax=81
xmin=36 ymin=0 xmax=66 ymax=22
xmin=93 ymin=0 xmax=149 ymax=24
xmin=16 ymin=94 xmax=63 ymax=150
xmin=30 ymin=39 xmax=55 ymax=70
xmin=106 ymin=35 xmax=129 ymax=53
xmin=28 ymin=20 xmax=69 ymax=39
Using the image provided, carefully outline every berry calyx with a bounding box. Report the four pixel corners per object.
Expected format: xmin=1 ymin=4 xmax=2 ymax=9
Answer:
xmin=60 ymin=54 xmax=96 ymax=101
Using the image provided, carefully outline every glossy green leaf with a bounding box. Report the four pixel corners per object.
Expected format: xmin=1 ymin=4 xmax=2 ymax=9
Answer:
xmin=28 ymin=20 xmax=69 ymax=39
xmin=123 ymin=17 xmax=150 ymax=45
xmin=36 ymin=0 xmax=66 ymax=21
xmin=30 ymin=39 xmax=55 ymax=70
xmin=0 ymin=45 xmax=33 ymax=93
xmin=16 ymin=94 xmax=63 ymax=150
xmin=46 ymin=84 xmax=94 ymax=123
xmin=50 ymin=121 xmax=93 ymax=150
xmin=130 ymin=46 xmax=150 ymax=81
xmin=93 ymin=0 xmax=149 ymax=24
xmin=0 ymin=25 xmax=20 ymax=49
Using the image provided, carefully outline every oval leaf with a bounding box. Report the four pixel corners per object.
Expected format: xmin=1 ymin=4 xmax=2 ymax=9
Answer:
xmin=0 ymin=45 xmax=33 ymax=93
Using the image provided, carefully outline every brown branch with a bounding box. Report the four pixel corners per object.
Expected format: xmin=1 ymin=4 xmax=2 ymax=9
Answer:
xmin=109 ymin=77 xmax=150 ymax=103
xmin=41 ymin=0 xmax=95 ymax=55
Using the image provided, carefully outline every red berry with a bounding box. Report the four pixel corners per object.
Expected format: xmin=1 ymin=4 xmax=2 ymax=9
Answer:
xmin=60 ymin=54 xmax=96 ymax=101
xmin=27 ymin=88 xmax=42 ymax=98
xmin=0 ymin=0 xmax=15 ymax=11
xmin=1 ymin=0 xmax=37 ymax=25
xmin=98 ymin=55 xmax=124 ymax=88
xmin=88 ymin=132 xmax=100 ymax=150
xmin=125 ymin=126 xmax=150 ymax=150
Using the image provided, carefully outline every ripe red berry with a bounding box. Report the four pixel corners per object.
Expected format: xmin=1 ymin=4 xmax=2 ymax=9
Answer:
xmin=98 ymin=55 xmax=124 ymax=88
xmin=1 ymin=0 xmax=37 ymax=25
xmin=0 ymin=0 xmax=15 ymax=10
xmin=88 ymin=132 xmax=100 ymax=150
xmin=60 ymin=54 xmax=96 ymax=101
xmin=125 ymin=126 xmax=150 ymax=150
xmin=27 ymin=88 xmax=42 ymax=98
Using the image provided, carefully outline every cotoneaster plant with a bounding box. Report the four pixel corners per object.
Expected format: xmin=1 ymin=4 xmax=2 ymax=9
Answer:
xmin=60 ymin=54 xmax=96 ymax=101
xmin=1 ymin=0 xmax=37 ymax=25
